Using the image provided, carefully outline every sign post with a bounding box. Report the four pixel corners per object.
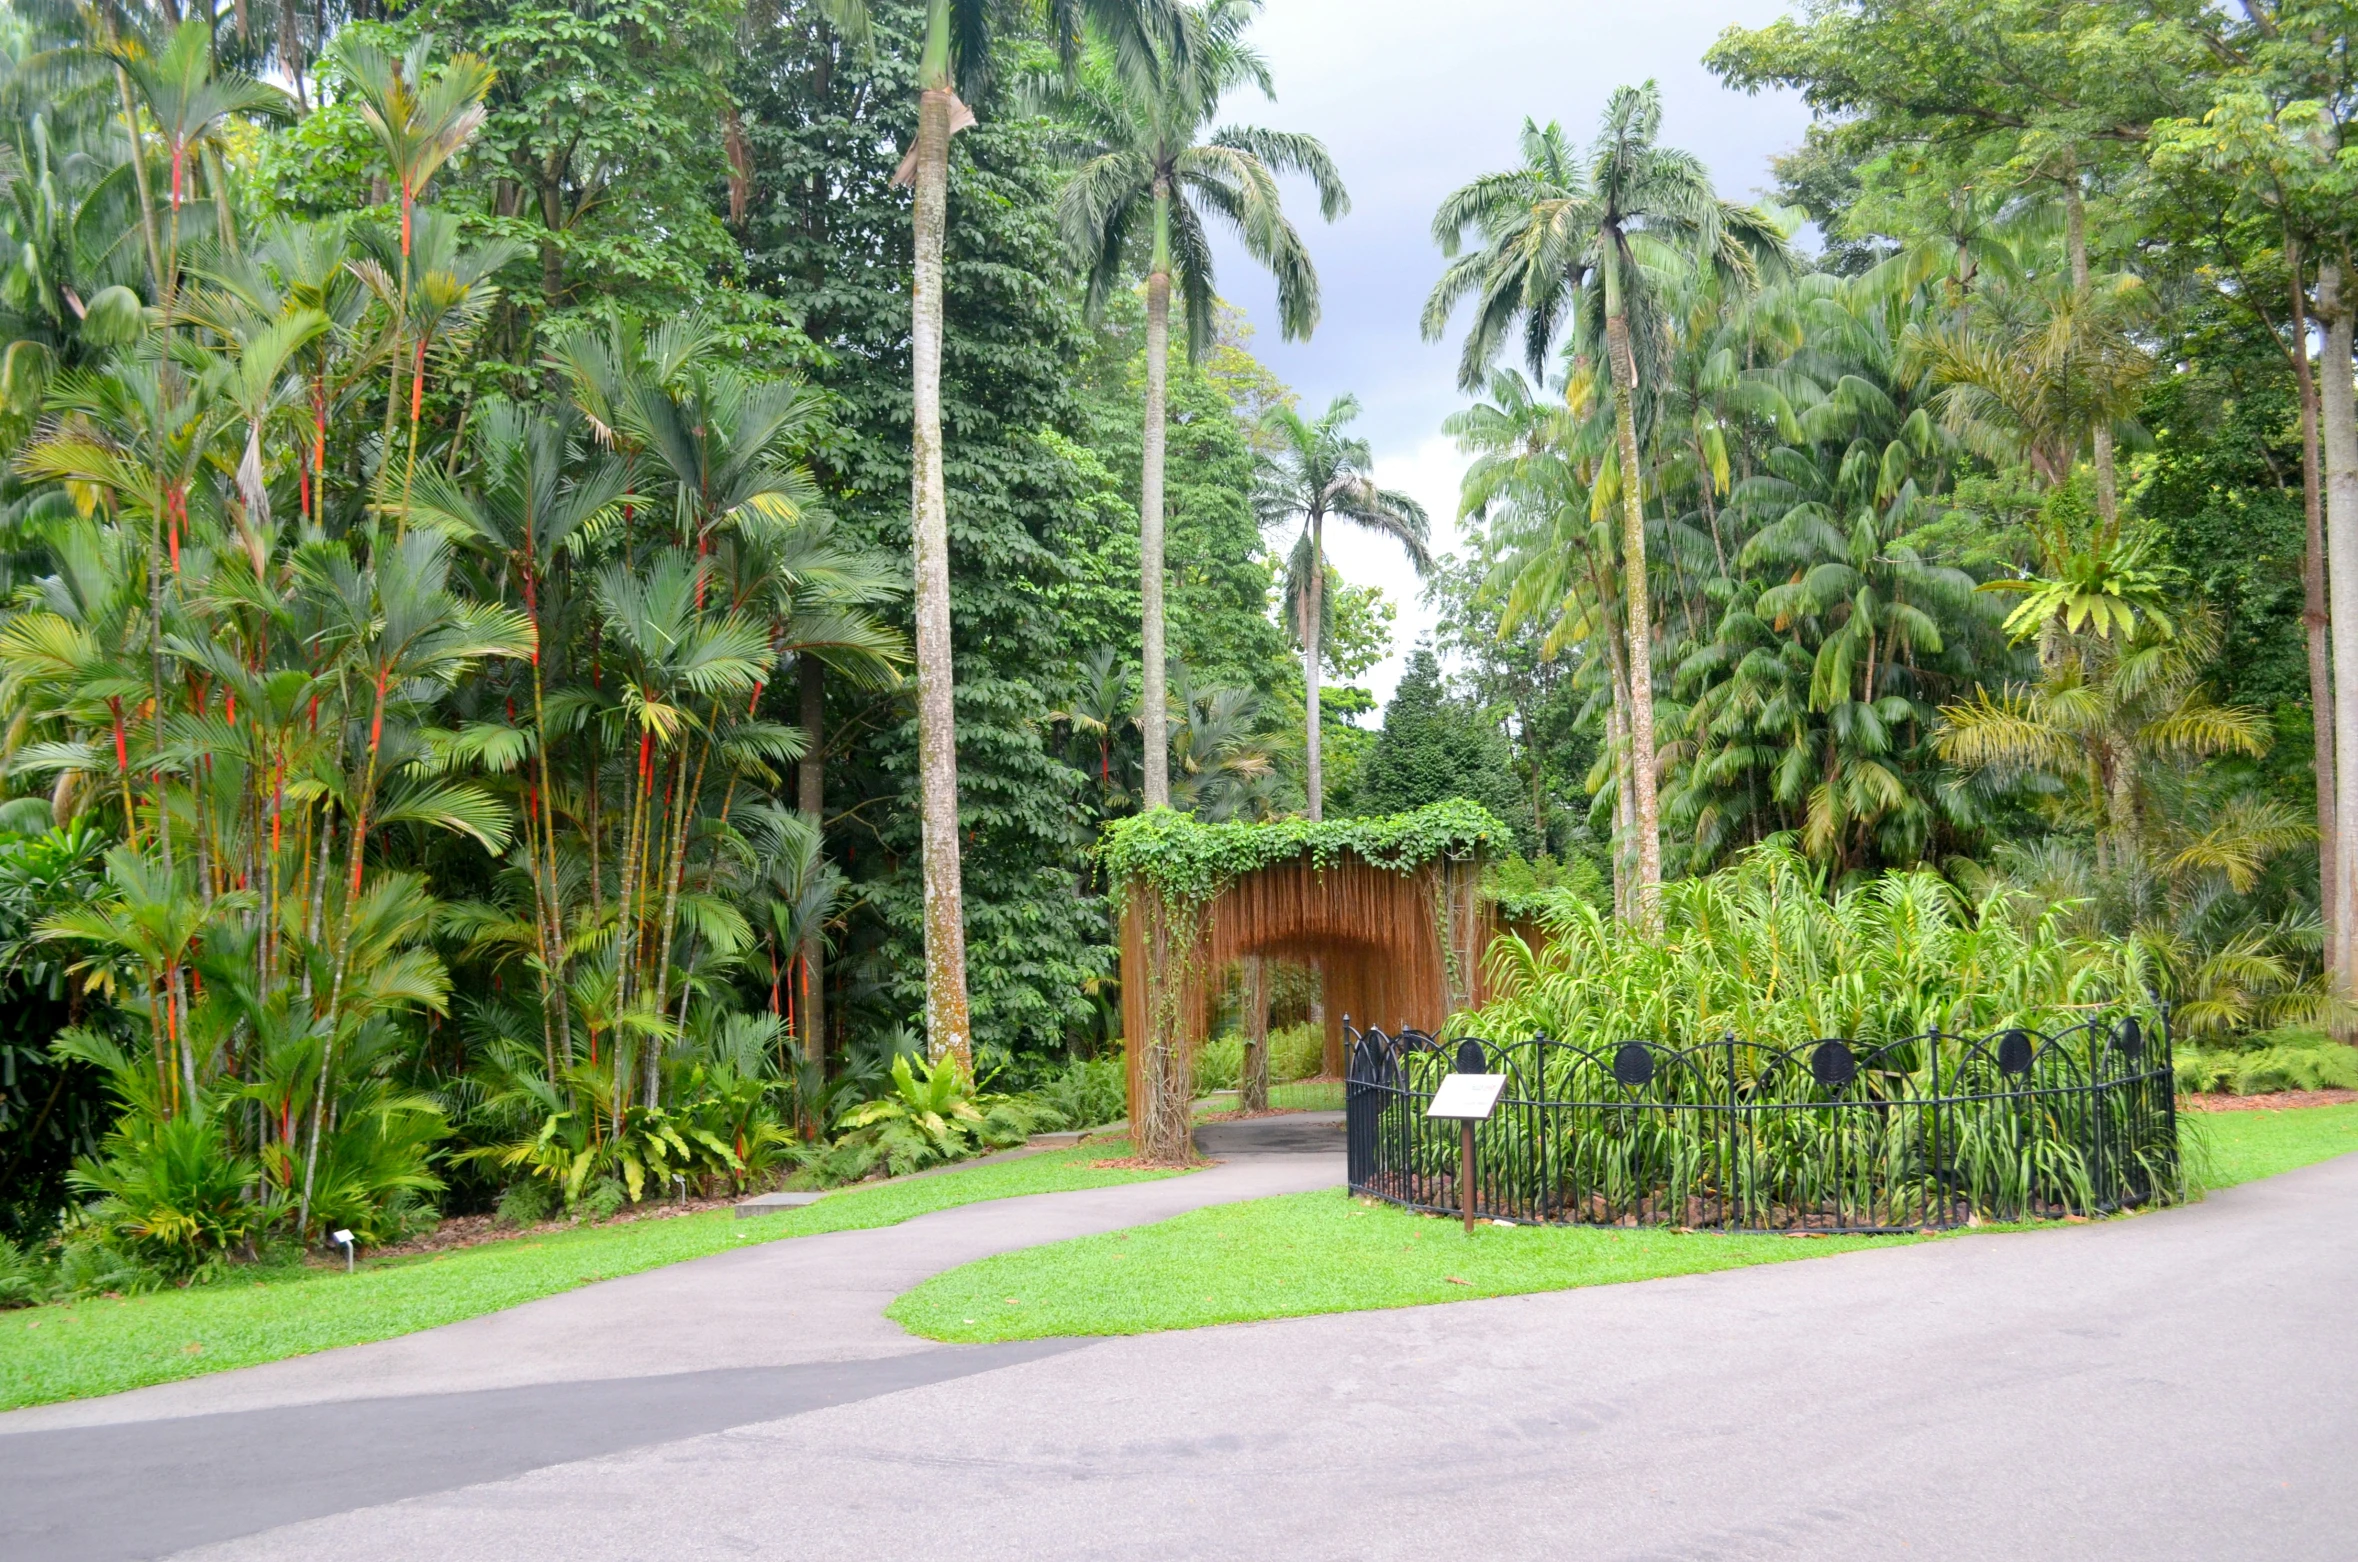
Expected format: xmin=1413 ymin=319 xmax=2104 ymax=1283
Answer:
xmin=1425 ymin=1068 xmax=1507 ymax=1233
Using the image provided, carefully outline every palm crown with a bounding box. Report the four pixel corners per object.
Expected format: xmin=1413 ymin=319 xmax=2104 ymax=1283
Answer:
xmin=1422 ymin=85 xmax=1794 ymax=404
xmin=1048 ymin=0 xmax=1345 ymax=353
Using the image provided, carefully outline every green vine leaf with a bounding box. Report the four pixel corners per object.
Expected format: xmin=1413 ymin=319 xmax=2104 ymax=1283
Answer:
xmin=1098 ymin=800 xmax=1512 ymax=911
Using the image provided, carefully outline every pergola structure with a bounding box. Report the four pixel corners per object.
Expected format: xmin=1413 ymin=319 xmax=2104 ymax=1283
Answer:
xmin=1103 ymin=803 xmax=1508 ymax=1162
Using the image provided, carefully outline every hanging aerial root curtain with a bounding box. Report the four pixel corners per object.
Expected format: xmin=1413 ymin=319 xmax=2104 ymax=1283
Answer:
xmin=1103 ymin=802 xmax=1509 ymax=1164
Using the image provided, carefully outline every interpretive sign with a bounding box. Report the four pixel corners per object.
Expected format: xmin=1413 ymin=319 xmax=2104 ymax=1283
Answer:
xmin=1425 ymin=1072 xmax=1507 ymax=1121
xmin=1426 ymin=1072 xmax=1507 ymax=1233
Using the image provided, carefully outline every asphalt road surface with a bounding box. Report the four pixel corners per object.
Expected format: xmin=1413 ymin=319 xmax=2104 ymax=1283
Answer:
xmin=4 ymin=1121 xmax=2351 ymax=1562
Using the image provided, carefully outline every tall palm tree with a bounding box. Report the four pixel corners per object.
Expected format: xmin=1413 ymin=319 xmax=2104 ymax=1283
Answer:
xmin=1254 ymin=394 xmax=1428 ymax=820
xmin=1046 ymin=0 xmax=1343 ymax=809
xmin=814 ymin=0 xmax=1183 ymax=1069
xmin=1422 ymin=85 xmax=1792 ymax=915
xmin=105 ymin=18 xmax=293 ymax=311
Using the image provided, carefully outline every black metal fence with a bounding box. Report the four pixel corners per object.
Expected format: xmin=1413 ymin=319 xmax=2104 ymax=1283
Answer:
xmin=1345 ymin=1018 xmax=2179 ymax=1233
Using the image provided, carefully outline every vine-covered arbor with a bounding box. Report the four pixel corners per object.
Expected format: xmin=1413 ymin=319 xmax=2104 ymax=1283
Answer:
xmin=1102 ymin=803 xmax=1509 ymax=1162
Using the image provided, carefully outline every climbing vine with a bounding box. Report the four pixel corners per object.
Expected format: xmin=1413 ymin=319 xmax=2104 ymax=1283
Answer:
xmin=1099 ymin=800 xmax=1512 ymax=912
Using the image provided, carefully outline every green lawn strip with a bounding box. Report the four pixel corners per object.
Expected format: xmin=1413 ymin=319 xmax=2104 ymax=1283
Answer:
xmin=2191 ymin=1103 xmax=2358 ymax=1189
xmin=1193 ymin=1080 xmax=1346 ymax=1118
xmin=888 ymin=1191 xmax=1909 ymax=1343
xmin=0 ymin=1142 xmax=1175 ymax=1412
xmin=893 ymin=1107 xmax=2358 ymax=1345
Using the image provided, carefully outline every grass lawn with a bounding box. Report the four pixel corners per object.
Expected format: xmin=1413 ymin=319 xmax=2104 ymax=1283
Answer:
xmin=1194 ymin=1079 xmax=1345 ymax=1115
xmin=891 ymin=1106 xmax=2358 ymax=1346
xmin=0 ymin=1142 xmax=1176 ymax=1412
xmin=889 ymin=1193 xmax=1908 ymax=1343
xmin=2194 ymin=1102 xmax=2358 ymax=1188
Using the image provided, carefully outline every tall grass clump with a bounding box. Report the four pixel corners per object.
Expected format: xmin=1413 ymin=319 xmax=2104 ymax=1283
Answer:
xmin=1462 ymin=846 xmax=2162 ymax=1047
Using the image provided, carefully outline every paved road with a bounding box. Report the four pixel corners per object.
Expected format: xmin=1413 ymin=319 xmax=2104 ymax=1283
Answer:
xmin=7 ymin=1131 xmax=2354 ymax=1561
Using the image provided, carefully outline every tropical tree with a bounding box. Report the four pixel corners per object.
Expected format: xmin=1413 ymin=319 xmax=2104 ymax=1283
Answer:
xmin=1936 ymin=609 xmax=2270 ymax=870
xmin=1254 ymin=394 xmax=1428 ymax=820
xmin=1046 ymin=0 xmax=1343 ymax=808
xmin=105 ymin=18 xmax=293 ymax=309
xmin=1423 ymin=85 xmax=1793 ymax=915
xmin=813 ymin=0 xmax=1186 ymax=1068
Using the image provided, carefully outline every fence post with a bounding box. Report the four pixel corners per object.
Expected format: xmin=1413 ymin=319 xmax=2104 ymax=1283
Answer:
xmin=1723 ymin=1029 xmax=1738 ymax=1229
xmin=1927 ymin=1021 xmax=1941 ymax=1229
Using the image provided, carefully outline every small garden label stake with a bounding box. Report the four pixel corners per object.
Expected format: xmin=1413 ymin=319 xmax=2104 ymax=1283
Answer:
xmin=1427 ymin=1065 xmax=1507 ymax=1233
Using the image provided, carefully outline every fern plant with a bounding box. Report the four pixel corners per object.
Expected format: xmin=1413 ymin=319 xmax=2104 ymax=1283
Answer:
xmin=833 ymin=1054 xmax=1037 ymax=1178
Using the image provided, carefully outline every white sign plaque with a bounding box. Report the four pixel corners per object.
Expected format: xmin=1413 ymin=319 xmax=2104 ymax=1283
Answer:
xmin=1426 ymin=1073 xmax=1508 ymax=1121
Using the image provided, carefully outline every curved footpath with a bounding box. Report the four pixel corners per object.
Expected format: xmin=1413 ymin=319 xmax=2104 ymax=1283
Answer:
xmin=6 ymin=1126 xmax=2356 ymax=1561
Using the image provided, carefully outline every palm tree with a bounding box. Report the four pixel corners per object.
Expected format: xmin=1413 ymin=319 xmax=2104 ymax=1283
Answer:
xmin=1422 ymin=85 xmax=1792 ymax=915
xmin=1046 ymin=0 xmax=1343 ymax=809
xmin=105 ymin=18 xmax=293 ymax=310
xmin=1050 ymin=645 xmax=1138 ymax=811
xmin=1936 ymin=608 xmax=2270 ymax=871
xmin=409 ymin=401 xmax=630 ymax=1075
xmin=813 ymin=0 xmax=1182 ymax=1068
xmin=1254 ymin=394 xmax=1429 ymax=820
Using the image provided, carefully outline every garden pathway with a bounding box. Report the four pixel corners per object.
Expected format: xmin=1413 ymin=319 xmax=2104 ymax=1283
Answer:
xmin=9 ymin=1135 xmax=2358 ymax=1561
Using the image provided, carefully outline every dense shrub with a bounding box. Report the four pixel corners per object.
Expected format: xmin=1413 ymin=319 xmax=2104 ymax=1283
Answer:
xmin=1269 ymin=1023 xmax=1326 ymax=1082
xmin=1466 ymin=846 xmax=2160 ymax=1048
xmin=2175 ymin=1030 xmax=2358 ymax=1095
xmin=1025 ymin=1057 xmax=1128 ymax=1130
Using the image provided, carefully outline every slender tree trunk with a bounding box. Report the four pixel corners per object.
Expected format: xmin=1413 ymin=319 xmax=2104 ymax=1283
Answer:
xmin=797 ymin=654 xmax=827 ymax=1077
xmin=1603 ymin=310 xmax=1662 ymax=916
xmin=2064 ymin=175 xmax=2119 ymax=527
xmin=2291 ymin=241 xmax=2338 ymax=979
xmin=1138 ymin=202 xmax=1174 ymax=811
xmin=1239 ymin=955 xmax=1269 ymax=1113
xmin=1303 ymin=513 xmax=1324 ymax=822
xmin=114 ymin=66 xmax=165 ymax=303
xmin=909 ymin=83 xmax=972 ymax=1069
xmin=1606 ymin=699 xmax=1631 ymax=923
xmin=2316 ymin=260 xmax=2358 ymax=993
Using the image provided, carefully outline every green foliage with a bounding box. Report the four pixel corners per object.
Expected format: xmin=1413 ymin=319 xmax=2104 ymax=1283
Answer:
xmin=494 ymin=1178 xmax=558 ymax=1228
xmin=473 ymin=1092 xmax=742 ymax=1212
xmin=1194 ymin=1034 xmax=1243 ymax=1093
xmin=2176 ymin=1030 xmax=2358 ymax=1096
xmin=64 ymin=1105 xmax=278 ymax=1282
xmin=0 ymin=1234 xmax=44 ymax=1307
xmin=1025 ymin=1056 xmax=1129 ymax=1129
xmin=1471 ymin=844 xmax=2160 ymax=1048
xmin=1486 ymin=853 xmax=1611 ymax=924
xmin=1099 ymin=799 xmax=1511 ymax=910
xmin=0 ymin=822 xmax=112 ymax=1242
xmin=1266 ymin=1021 xmax=1325 ymax=1084
xmin=833 ymin=1053 xmax=1037 ymax=1178
xmin=737 ymin=12 xmax=1124 ymax=1068
xmin=1357 ymin=649 xmax=1532 ymax=850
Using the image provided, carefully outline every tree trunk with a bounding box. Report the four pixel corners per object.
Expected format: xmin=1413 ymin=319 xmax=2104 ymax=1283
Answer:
xmin=1603 ymin=310 xmax=1662 ymax=917
xmin=1303 ymin=513 xmax=1324 ymax=822
xmin=797 ymin=653 xmax=826 ymax=1076
xmin=2063 ymin=175 xmax=2119 ymax=527
xmin=1239 ymin=955 xmax=1269 ymax=1113
xmin=909 ymin=85 xmax=973 ymax=1069
xmin=2317 ymin=260 xmax=2358 ymax=992
xmin=2291 ymin=241 xmax=2338 ymax=980
xmin=1138 ymin=224 xmax=1173 ymax=811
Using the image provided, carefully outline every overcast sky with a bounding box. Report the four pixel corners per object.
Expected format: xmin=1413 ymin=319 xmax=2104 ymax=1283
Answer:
xmin=1204 ymin=0 xmax=1813 ymax=709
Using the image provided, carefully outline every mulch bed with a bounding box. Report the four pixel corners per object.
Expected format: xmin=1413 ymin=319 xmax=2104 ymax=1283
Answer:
xmin=1195 ymin=1107 xmax=1311 ymax=1123
xmin=2177 ymin=1090 xmax=2358 ymax=1112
